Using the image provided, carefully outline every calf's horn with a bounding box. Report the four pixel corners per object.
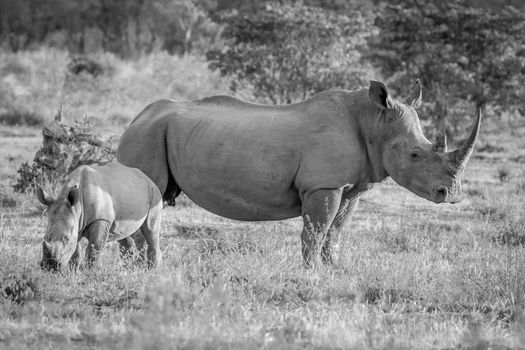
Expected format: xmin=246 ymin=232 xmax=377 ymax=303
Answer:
xmin=432 ymin=131 xmax=448 ymax=153
xmin=449 ymin=109 xmax=481 ymax=172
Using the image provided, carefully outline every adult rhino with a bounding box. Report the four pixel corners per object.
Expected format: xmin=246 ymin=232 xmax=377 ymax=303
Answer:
xmin=117 ymin=80 xmax=480 ymax=267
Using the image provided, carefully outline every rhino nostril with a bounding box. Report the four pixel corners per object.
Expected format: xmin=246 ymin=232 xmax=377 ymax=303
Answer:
xmin=435 ymin=186 xmax=448 ymax=202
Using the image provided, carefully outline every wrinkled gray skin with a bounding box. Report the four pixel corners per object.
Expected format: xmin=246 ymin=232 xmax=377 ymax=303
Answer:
xmin=37 ymin=163 xmax=162 ymax=271
xmin=117 ymin=80 xmax=480 ymax=268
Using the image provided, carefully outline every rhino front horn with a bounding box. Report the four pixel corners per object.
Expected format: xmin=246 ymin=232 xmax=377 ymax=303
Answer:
xmin=449 ymin=109 xmax=481 ymax=172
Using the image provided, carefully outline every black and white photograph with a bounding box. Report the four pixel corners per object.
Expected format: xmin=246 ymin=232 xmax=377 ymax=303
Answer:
xmin=1 ymin=0 xmax=524 ymax=348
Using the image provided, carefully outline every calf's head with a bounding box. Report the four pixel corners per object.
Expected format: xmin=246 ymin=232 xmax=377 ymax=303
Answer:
xmin=369 ymin=80 xmax=481 ymax=203
xmin=36 ymin=185 xmax=80 ymax=271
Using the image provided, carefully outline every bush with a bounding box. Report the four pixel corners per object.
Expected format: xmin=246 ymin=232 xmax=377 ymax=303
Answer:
xmin=12 ymin=162 xmax=42 ymax=194
xmin=207 ymin=3 xmax=375 ymax=104
xmin=13 ymin=117 xmax=116 ymax=193
xmin=0 ymin=110 xmax=44 ymax=127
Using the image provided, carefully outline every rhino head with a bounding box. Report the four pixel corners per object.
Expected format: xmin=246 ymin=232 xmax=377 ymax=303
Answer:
xmin=369 ymin=80 xmax=481 ymax=203
xmin=36 ymin=185 xmax=80 ymax=271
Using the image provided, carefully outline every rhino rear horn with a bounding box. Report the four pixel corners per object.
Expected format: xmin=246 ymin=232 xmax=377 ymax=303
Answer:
xmin=404 ymin=79 xmax=422 ymax=108
xmin=449 ymin=109 xmax=481 ymax=172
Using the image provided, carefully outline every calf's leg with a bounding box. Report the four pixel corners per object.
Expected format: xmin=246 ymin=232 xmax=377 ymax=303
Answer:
xmin=84 ymin=220 xmax=110 ymax=268
xmin=140 ymin=203 xmax=162 ymax=268
xmin=69 ymin=243 xmax=81 ymax=271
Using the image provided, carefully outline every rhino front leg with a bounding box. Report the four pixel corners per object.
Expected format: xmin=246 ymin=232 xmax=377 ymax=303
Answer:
xmin=84 ymin=220 xmax=110 ymax=268
xmin=69 ymin=243 xmax=81 ymax=271
xmin=301 ymin=188 xmax=342 ymax=268
xmin=321 ymin=196 xmax=360 ymax=265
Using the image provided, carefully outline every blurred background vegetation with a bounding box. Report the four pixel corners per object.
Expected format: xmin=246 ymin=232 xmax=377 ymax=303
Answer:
xmin=0 ymin=0 xmax=524 ymax=134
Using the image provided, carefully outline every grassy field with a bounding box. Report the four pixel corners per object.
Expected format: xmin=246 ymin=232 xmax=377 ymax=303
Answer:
xmin=1 ymin=48 xmax=525 ymax=350
xmin=1 ymin=116 xmax=525 ymax=350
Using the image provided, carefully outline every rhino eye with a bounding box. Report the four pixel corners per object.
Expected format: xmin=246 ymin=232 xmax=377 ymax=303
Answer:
xmin=410 ymin=151 xmax=422 ymax=160
xmin=62 ymin=236 xmax=70 ymax=243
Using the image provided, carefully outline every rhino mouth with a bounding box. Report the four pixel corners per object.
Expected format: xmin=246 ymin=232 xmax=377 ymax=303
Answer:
xmin=40 ymin=258 xmax=60 ymax=271
xmin=41 ymin=241 xmax=62 ymax=271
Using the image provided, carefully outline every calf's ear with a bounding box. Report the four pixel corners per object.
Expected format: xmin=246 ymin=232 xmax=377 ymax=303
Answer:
xmin=36 ymin=186 xmax=52 ymax=206
xmin=67 ymin=186 xmax=79 ymax=206
xmin=369 ymin=81 xmax=394 ymax=110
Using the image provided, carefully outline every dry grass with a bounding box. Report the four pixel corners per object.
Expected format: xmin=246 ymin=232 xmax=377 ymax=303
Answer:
xmin=1 ymin=123 xmax=525 ymax=349
xmin=0 ymin=48 xmax=232 ymax=127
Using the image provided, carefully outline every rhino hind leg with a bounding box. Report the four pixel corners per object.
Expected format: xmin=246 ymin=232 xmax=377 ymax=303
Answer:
xmin=118 ymin=234 xmax=139 ymax=264
xmin=300 ymin=188 xmax=343 ymax=268
xmin=140 ymin=203 xmax=163 ymax=268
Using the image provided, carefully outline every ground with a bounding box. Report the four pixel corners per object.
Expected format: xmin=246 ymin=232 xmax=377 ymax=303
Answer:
xmin=1 ymin=122 xmax=525 ymax=350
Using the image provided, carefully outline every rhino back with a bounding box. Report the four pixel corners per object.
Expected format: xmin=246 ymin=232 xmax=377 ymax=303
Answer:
xmin=118 ymin=91 xmax=370 ymax=221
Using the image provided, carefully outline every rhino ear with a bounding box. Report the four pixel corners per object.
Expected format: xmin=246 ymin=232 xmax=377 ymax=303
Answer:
xmin=369 ymin=81 xmax=394 ymax=110
xmin=405 ymin=79 xmax=422 ymax=108
xmin=67 ymin=186 xmax=79 ymax=206
xmin=36 ymin=186 xmax=53 ymax=206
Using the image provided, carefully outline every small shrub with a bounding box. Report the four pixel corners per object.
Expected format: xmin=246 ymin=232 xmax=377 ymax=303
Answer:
xmin=13 ymin=117 xmax=115 ymax=193
xmin=12 ymin=162 xmax=42 ymax=193
xmin=0 ymin=110 xmax=44 ymax=127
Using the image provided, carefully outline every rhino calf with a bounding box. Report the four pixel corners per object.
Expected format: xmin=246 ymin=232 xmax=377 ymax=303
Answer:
xmin=36 ymin=162 xmax=162 ymax=271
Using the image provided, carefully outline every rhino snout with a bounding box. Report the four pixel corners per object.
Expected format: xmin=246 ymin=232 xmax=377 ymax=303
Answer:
xmin=41 ymin=240 xmax=64 ymax=271
xmin=432 ymin=184 xmax=463 ymax=204
xmin=433 ymin=186 xmax=447 ymax=203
